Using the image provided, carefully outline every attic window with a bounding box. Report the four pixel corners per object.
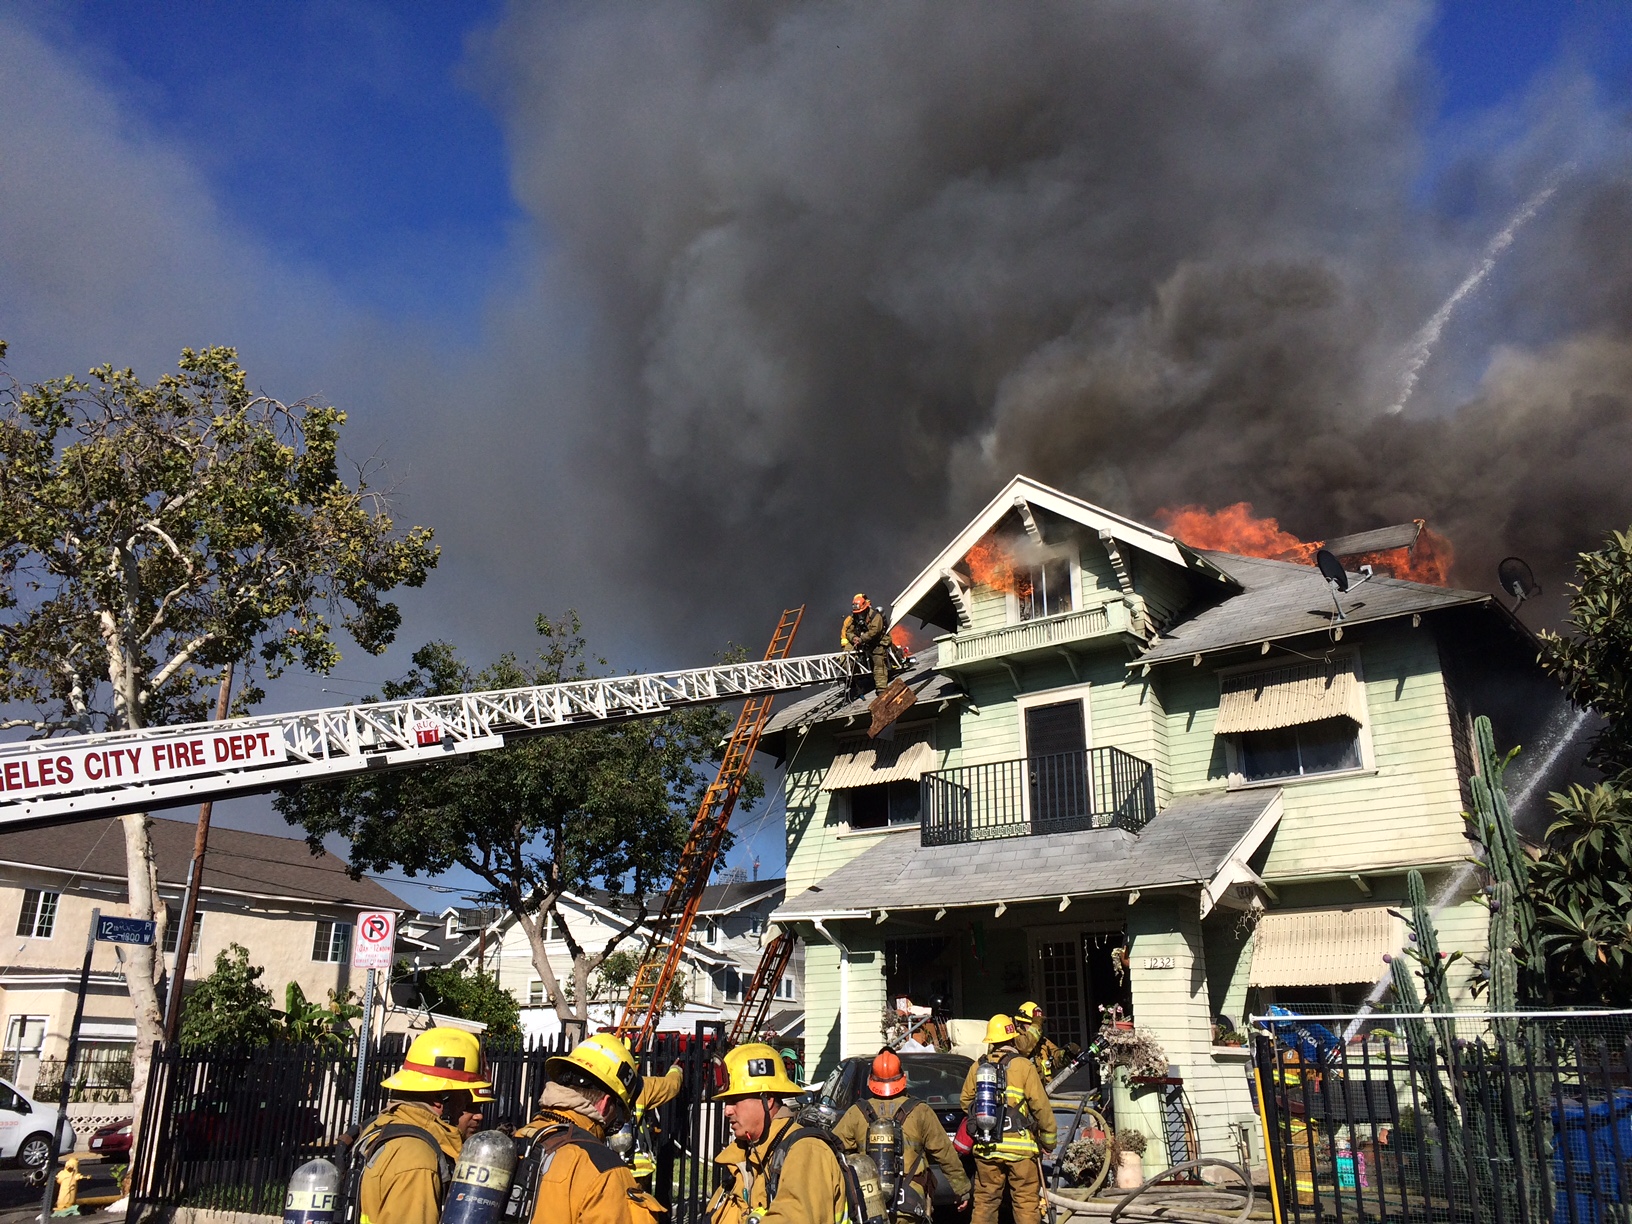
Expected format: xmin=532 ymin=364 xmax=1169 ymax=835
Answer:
xmin=1018 ymin=557 xmax=1074 ymax=621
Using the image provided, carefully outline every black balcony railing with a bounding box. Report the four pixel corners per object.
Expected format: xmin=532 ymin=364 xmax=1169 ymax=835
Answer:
xmin=919 ymin=746 xmax=1156 ymax=846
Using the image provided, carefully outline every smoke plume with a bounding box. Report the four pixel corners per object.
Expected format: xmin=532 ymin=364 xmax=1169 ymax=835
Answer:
xmin=455 ymin=0 xmax=1632 ymax=648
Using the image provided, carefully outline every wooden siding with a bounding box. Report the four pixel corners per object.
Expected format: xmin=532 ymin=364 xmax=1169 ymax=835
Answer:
xmin=1128 ymin=898 xmax=1253 ymax=1161
xmin=1157 ymin=627 xmax=1470 ymax=880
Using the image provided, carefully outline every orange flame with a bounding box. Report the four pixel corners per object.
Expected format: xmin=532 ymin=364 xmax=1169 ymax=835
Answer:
xmin=962 ymin=532 xmax=1023 ymax=595
xmin=1156 ymin=504 xmax=1454 ymax=586
xmin=889 ymin=624 xmax=920 ymax=653
xmin=1155 ymin=503 xmax=1318 ymax=563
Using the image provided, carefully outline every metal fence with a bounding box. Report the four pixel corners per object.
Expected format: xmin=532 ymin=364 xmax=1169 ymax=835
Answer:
xmin=1253 ymin=1010 xmax=1632 ymax=1224
xmin=920 ymin=746 xmax=1155 ymax=845
xmin=130 ymin=1023 xmax=729 ymax=1221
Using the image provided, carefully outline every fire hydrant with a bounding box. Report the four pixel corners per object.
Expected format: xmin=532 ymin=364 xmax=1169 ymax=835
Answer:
xmin=54 ymin=1156 xmax=87 ymax=1214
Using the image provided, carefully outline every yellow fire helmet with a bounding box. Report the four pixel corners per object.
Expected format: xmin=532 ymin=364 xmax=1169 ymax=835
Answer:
xmin=984 ymin=1013 xmax=1019 ymax=1046
xmin=1015 ymin=1001 xmax=1045 ymax=1027
xmin=547 ymin=1032 xmax=640 ymax=1108
xmin=382 ymin=1027 xmax=492 ymax=1093
xmin=714 ymin=1042 xmax=804 ymax=1100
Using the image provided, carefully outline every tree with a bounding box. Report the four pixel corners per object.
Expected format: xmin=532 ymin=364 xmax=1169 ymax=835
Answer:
xmin=590 ymin=949 xmax=686 ymax=1014
xmin=1535 ymin=527 xmax=1632 ymax=1004
xmin=278 ymin=614 xmax=758 ymax=1026
xmin=419 ymin=965 xmax=522 ymax=1043
xmin=279 ymin=983 xmax=365 ymax=1053
xmin=179 ymin=944 xmax=277 ymax=1051
xmin=0 ymin=343 xmax=438 ymax=1112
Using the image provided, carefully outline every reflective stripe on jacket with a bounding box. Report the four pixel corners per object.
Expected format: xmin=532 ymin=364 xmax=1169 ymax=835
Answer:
xmin=958 ymin=1053 xmax=1057 ymax=1163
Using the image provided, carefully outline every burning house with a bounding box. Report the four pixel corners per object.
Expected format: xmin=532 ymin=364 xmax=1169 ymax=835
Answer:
xmin=761 ymin=474 xmax=1563 ymax=1166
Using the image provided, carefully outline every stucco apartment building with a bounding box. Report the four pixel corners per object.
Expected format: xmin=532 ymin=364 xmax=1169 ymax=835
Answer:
xmin=0 ymin=815 xmax=404 ymax=1094
xmin=763 ymin=475 xmax=1559 ymax=1163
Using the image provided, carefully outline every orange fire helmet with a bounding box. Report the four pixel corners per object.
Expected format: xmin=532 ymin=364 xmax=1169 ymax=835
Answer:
xmin=868 ymin=1051 xmax=906 ymax=1098
xmin=852 ymin=593 xmax=870 ymax=611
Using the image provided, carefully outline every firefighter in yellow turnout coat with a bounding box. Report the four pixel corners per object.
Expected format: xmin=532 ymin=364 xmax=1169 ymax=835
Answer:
xmin=709 ymin=1044 xmax=851 ymax=1224
xmin=959 ymin=1016 xmax=1057 ymax=1224
xmin=627 ymin=1062 xmax=684 ymax=1182
xmin=833 ymin=1052 xmax=969 ymax=1216
xmin=1012 ymin=1002 xmax=1067 ymax=1083
xmin=356 ymin=1028 xmax=484 ymax=1224
xmin=513 ymin=1033 xmax=665 ymax=1224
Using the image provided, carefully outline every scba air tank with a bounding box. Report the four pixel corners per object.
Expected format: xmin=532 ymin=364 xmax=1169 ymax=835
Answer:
xmin=440 ymin=1131 xmax=518 ymax=1224
xmin=865 ymin=1117 xmax=900 ymax=1200
xmin=844 ymin=1153 xmax=891 ymax=1224
xmin=283 ymin=1158 xmax=340 ymax=1224
xmin=970 ymin=1061 xmax=1001 ymax=1143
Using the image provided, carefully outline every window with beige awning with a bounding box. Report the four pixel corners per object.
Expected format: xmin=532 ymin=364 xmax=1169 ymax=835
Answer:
xmin=1215 ymin=656 xmax=1366 ymax=735
xmin=1248 ymin=906 xmax=1400 ymax=986
xmin=821 ymin=728 xmax=937 ymax=791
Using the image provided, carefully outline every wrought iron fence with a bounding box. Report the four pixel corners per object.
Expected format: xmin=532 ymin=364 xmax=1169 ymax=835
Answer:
xmin=1253 ymin=1011 xmax=1632 ymax=1224
xmin=920 ymin=746 xmax=1155 ymax=845
xmin=130 ymin=1023 xmax=729 ymax=1221
xmin=31 ymin=1048 xmax=135 ymax=1103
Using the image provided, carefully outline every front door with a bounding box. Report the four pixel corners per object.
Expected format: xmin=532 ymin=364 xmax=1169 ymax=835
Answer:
xmin=1025 ymin=700 xmax=1088 ymax=831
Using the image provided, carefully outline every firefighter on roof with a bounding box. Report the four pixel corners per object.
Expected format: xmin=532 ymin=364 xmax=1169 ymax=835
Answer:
xmin=959 ymin=1016 xmax=1057 ymax=1224
xmin=355 ymin=1027 xmax=483 ymax=1224
xmin=840 ymin=594 xmax=889 ymax=693
xmin=1012 ymin=1003 xmax=1065 ymax=1083
xmin=512 ymin=1033 xmax=663 ymax=1224
xmin=833 ymin=1051 xmax=970 ymax=1219
xmin=709 ymin=1043 xmax=850 ymax=1224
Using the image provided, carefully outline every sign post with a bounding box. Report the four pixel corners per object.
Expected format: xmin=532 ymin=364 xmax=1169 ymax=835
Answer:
xmin=348 ymin=911 xmax=397 ymax=1128
xmin=41 ymin=912 xmax=154 ymax=1222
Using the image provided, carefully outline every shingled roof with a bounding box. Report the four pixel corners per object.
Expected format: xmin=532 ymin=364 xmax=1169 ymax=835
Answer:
xmin=772 ymin=788 xmax=1282 ymax=918
xmin=1135 ymin=551 xmax=1492 ymax=666
xmin=762 ymin=644 xmax=966 ymax=745
xmin=0 ymin=815 xmax=404 ymax=910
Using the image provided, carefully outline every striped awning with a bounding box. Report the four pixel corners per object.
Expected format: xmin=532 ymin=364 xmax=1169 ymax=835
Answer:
xmin=1215 ymin=656 xmax=1365 ymax=735
xmin=821 ymin=732 xmax=937 ymax=791
xmin=1249 ymin=906 xmax=1399 ymax=987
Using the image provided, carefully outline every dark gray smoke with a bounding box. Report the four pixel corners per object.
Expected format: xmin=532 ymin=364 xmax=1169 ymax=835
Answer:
xmin=459 ymin=1 xmax=1632 ymax=650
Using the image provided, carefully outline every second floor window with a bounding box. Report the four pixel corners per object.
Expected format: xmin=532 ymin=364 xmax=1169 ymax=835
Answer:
xmin=312 ymin=920 xmax=352 ymax=963
xmin=1017 ymin=556 xmax=1074 ymax=621
xmin=162 ymin=904 xmax=203 ymax=955
xmin=721 ymin=968 xmax=744 ymax=1002
xmin=528 ymin=980 xmax=545 ymax=1007
xmin=16 ymin=889 xmax=58 ymax=939
xmin=1239 ymin=719 xmax=1362 ymax=782
xmin=850 ymin=780 xmax=921 ymax=829
xmin=776 ymin=974 xmax=796 ymax=1000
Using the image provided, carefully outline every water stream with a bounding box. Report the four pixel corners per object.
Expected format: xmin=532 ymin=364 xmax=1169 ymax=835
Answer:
xmin=1338 ymin=705 xmax=1592 ymax=1041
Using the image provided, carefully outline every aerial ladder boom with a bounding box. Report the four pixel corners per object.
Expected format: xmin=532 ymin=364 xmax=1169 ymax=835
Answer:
xmin=614 ymin=607 xmax=803 ymax=1050
xmin=0 ymin=640 xmax=857 ymax=828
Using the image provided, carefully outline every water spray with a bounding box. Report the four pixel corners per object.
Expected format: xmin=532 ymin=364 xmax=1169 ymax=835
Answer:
xmin=1388 ymin=165 xmax=1573 ymax=416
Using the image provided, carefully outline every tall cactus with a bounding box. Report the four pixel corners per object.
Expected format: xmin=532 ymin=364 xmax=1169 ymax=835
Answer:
xmin=1465 ymin=716 xmax=1545 ymax=1004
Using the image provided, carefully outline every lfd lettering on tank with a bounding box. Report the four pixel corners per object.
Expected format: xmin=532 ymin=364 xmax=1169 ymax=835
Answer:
xmin=0 ymin=729 xmax=288 ymax=798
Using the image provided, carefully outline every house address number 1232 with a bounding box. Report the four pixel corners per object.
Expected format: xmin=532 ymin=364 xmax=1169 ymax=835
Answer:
xmin=1143 ymin=955 xmax=1176 ymax=970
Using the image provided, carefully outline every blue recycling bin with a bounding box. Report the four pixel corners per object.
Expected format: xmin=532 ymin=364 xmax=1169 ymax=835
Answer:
xmin=1553 ymin=1088 xmax=1632 ymax=1222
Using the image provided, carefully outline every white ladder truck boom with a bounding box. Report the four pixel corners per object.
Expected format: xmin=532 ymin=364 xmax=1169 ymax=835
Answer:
xmin=0 ymin=647 xmax=860 ymax=828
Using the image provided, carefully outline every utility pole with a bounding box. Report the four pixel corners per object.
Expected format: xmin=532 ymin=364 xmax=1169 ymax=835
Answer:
xmin=162 ymin=662 xmax=233 ymax=1041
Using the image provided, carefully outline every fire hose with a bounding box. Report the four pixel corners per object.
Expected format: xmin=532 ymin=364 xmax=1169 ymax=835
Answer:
xmin=1043 ymin=1158 xmax=1257 ymax=1224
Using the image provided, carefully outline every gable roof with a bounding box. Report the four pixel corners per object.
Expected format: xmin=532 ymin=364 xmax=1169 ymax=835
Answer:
xmin=697 ymin=878 xmax=785 ymax=915
xmin=0 ymin=815 xmax=404 ymax=910
xmin=773 ymin=788 xmax=1282 ymax=918
xmin=1136 ymin=551 xmax=1493 ymax=666
xmin=890 ymin=475 xmax=1232 ymax=628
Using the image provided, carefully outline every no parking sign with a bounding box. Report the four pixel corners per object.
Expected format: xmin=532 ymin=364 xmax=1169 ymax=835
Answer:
xmin=352 ymin=910 xmax=398 ymax=970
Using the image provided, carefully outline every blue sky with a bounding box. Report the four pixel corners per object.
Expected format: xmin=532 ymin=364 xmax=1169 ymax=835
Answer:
xmin=4 ymin=2 xmax=1632 ymax=911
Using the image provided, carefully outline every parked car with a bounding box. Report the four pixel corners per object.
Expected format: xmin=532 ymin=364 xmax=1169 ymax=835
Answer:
xmin=808 ymin=1052 xmax=974 ymax=1210
xmin=88 ymin=1119 xmax=133 ymax=1155
xmin=0 ymin=1076 xmax=77 ymax=1169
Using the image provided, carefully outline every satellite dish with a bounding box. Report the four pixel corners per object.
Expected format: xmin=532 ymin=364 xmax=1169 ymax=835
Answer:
xmin=1316 ymin=549 xmax=1349 ymax=593
xmin=1497 ymin=557 xmax=1541 ymax=609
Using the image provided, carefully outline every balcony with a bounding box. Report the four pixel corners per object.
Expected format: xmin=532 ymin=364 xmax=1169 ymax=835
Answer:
xmin=935 ymin=600 xmax=1131 ymax=670
xmin=919 ymin=747 xmax=1156 ymax=846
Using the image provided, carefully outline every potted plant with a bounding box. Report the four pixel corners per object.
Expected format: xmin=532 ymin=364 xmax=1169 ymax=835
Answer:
xmin=1111 ymin=1128 xmax=1147 ymax=1188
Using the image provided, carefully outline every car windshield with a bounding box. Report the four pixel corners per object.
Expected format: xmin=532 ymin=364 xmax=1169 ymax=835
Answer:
xmin=902 ymin=1056 xmax=971 ymax=1108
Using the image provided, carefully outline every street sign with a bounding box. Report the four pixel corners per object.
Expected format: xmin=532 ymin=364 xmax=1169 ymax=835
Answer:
xmin=352 ymin=910 xmax=397 ymax=970
xmin=95 ymin=915 xmax=156 ymax=945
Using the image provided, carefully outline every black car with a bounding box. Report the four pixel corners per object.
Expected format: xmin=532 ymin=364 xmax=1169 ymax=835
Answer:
xmin=808 ymin=1052 xmax=975 ymax=1211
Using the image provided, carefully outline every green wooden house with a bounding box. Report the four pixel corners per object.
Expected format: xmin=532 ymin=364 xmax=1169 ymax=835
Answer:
xmin=763 ymin=475 xmax=1555 ymax=1163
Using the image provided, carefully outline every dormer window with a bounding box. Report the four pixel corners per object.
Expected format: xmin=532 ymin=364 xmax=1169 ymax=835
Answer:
xmin=1018 ymin=556 xmax=1074 ymax=621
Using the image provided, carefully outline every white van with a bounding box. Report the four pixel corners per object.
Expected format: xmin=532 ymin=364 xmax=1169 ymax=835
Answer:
xmin=0 ymin=1076 xmax=77 ymax=1169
